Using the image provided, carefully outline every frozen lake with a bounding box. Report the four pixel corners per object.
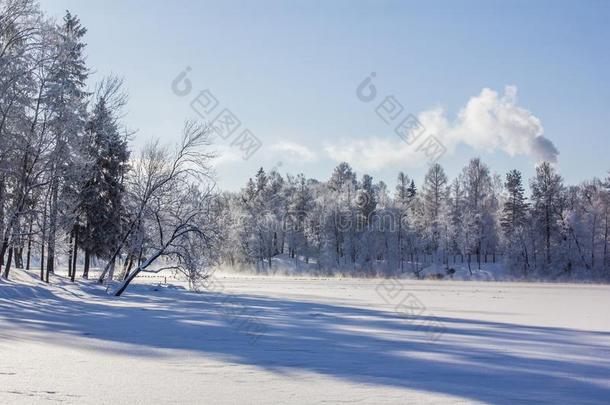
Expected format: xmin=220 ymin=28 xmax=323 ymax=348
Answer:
xmin=1 ymin=271 xmax=610 ymax=404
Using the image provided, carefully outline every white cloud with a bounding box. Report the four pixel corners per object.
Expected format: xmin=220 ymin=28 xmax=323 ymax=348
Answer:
xmin=325 ymin=86 xmax=559 ymax=171
xmin=270 ymin=141 xmax=317 ymax=162
xmin=211 ymin=144 xmax=242 ymax=166
xmin=324 ymin=138 xmax=427 ymax=171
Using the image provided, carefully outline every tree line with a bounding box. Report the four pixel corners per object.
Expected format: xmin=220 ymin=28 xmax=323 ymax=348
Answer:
xmin=0 ymin=1 xmax=219 ymax=294
xmin=218 ymin=160 xmax=610 ymax=280
xmin=2 ymin=1 xmax=608 ymax=293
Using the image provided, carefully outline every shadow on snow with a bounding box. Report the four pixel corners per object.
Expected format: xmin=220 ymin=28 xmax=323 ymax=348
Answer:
xmin=1 ymin=273 xmax=609 ymax=404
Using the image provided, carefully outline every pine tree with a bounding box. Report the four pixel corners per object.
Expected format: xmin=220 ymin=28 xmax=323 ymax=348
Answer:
xmin=501 ymin=169 xmax=528 ymax=237
xmin=357 ymin=174 xmax=377 ymax=225
xmin=255 ymin=167 xmax=267 ymax=193
xmin=43 ymin=11 xmax=88 ymax=280
xmin=395 ymin=172 xmax=411 ymax=205
xmin=78 ymin=97 xmax=129 ymax=278
xmin=407 ymin=180 xmax=417 ymax=200
xmin=328 ymin=162 xmax=356 ymax=193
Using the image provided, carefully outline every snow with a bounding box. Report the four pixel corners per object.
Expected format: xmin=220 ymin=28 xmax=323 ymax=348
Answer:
xmin=1 ymin=270 xmax=610 ymax=404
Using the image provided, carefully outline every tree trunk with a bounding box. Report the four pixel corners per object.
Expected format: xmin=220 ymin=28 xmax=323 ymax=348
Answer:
xmin=106 ymin=258 xmax=116 ymax=284
xmin=546 ymin=205 xmax=551 ymax=265
xmin=114 ymin=249 xmax=164 ymax=296
xmin=44 ymin=247 xmax=51 ymax=283
xmin=2 ymin=247 xmax=13 ymax=279
xmin=604 ymin=207 xmax=608 ymax=269
xmin=123 ymin=254 xmax=134 ymax=280
xmin=0 ymin=175 xmax=4 ymax=267
xmin=14 ymin=247 xmax=23 ymax=269
xmin=25 ymin=216 xmax=33 ymax=270
xmin=591 ymin=215 xmax=597 ymax=269
xmin=0 ymin=235 xmax=9 ymax=276
xmin=71 ymin=227 xmax=78 ymax=282
xmin=523 ymin=244 xmax=530 ymax=278
xmin=97 ymin=215 xmax=142 ymax=283
xmin=45 ymin=178 xmax=59 ymax=276
xmin=397 ymin=216 xmax=403 ymax=272
xmin=83 ymin=249 xmax=91 ymax=279
xmin=40 ymin=194 xmax=48 ymax=281
xmin=40 ymin=238 xmax=45 ymax=281
xmin=569 ymin=227 xmax=590 ymax=270
xmin=67 ymin=231 xmax=74 ymax=278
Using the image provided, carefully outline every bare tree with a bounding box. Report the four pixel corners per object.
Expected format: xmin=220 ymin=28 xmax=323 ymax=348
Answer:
xmin=95 ymin=121 xmax=216 ymax=295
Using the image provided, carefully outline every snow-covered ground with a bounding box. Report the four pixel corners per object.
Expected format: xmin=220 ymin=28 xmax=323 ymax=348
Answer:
xmin=1 ymin=270 xmax=610 ymax=404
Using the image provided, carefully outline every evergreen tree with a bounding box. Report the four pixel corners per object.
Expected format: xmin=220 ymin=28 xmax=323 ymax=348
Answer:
xmin=328 ymin=162 xmax=356 ymax=193
xmin=501 ymin=169 xmax=528 ymax=237
xmin=395 ymin=172 xmax=411 ymax=205
xmin=78 ymin=97 xmax=129 ymax=277
xmin=530 ymin=162 xmax=565 ymax=269
xmin=407 ymin=180 xmax=417 ymax=200
xmin=357 ymin=174 xmax=377 ymax=225
xmin=43 ymin=11 xmax=89 ymax=279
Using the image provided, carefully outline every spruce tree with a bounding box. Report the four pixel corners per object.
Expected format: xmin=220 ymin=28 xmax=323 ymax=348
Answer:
xmin=78 ymin=97 xmax=129 ymax=278
xmin=501 ymin=169 xmax=528 ymax=237
xmin=44 ymin=11 xmax=89 ymax=279
xmin=395 ymin=172 xmax=411 ymax=205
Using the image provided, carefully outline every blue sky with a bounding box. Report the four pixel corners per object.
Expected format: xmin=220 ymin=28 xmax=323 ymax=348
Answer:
xmin=40 ymin=0 xmax=610 ymax=190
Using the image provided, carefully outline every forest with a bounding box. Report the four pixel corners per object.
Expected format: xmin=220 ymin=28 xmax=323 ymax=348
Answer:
xmin=0 ymin=1 xmax=221 ymax=295
xmin=219 ymin=160 xmax=609 ymax=281
xmin=1 ymin=0 xmax=609 ymax=300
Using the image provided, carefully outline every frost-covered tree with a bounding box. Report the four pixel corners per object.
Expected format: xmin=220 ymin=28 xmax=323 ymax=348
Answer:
xmin=0 ymin=0 xmax=52 ymax=279
xmin=460 ymin=158 xmax=492 ymax=269
xmin=357 ymin=174 xmax=376 ymax=225
xmin=501 ymin=170 xmax=528 ymax=237
xmin=0 ymin=4 xmax=226 ymax=291
xmin=111 ymin=121 xmax=217 ymax=295
xmin=77 ymin=95 xmax=129 ymax=278
xmin=500 ymin=170 xmax=530 ymax=276
xmin=328 ymin=161 xmax=357 ymax=193
xmin=43 ymin=11 xmax=88 ymax=278
xmin=530 ymin=162 xmax=565 ymax=271
xmin=421 ymin=163 xmax=448 ymax=253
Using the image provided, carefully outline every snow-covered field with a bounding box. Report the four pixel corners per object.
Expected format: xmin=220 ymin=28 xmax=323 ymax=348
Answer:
xmin=1 ymin=270 xmax=610 ymax=404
